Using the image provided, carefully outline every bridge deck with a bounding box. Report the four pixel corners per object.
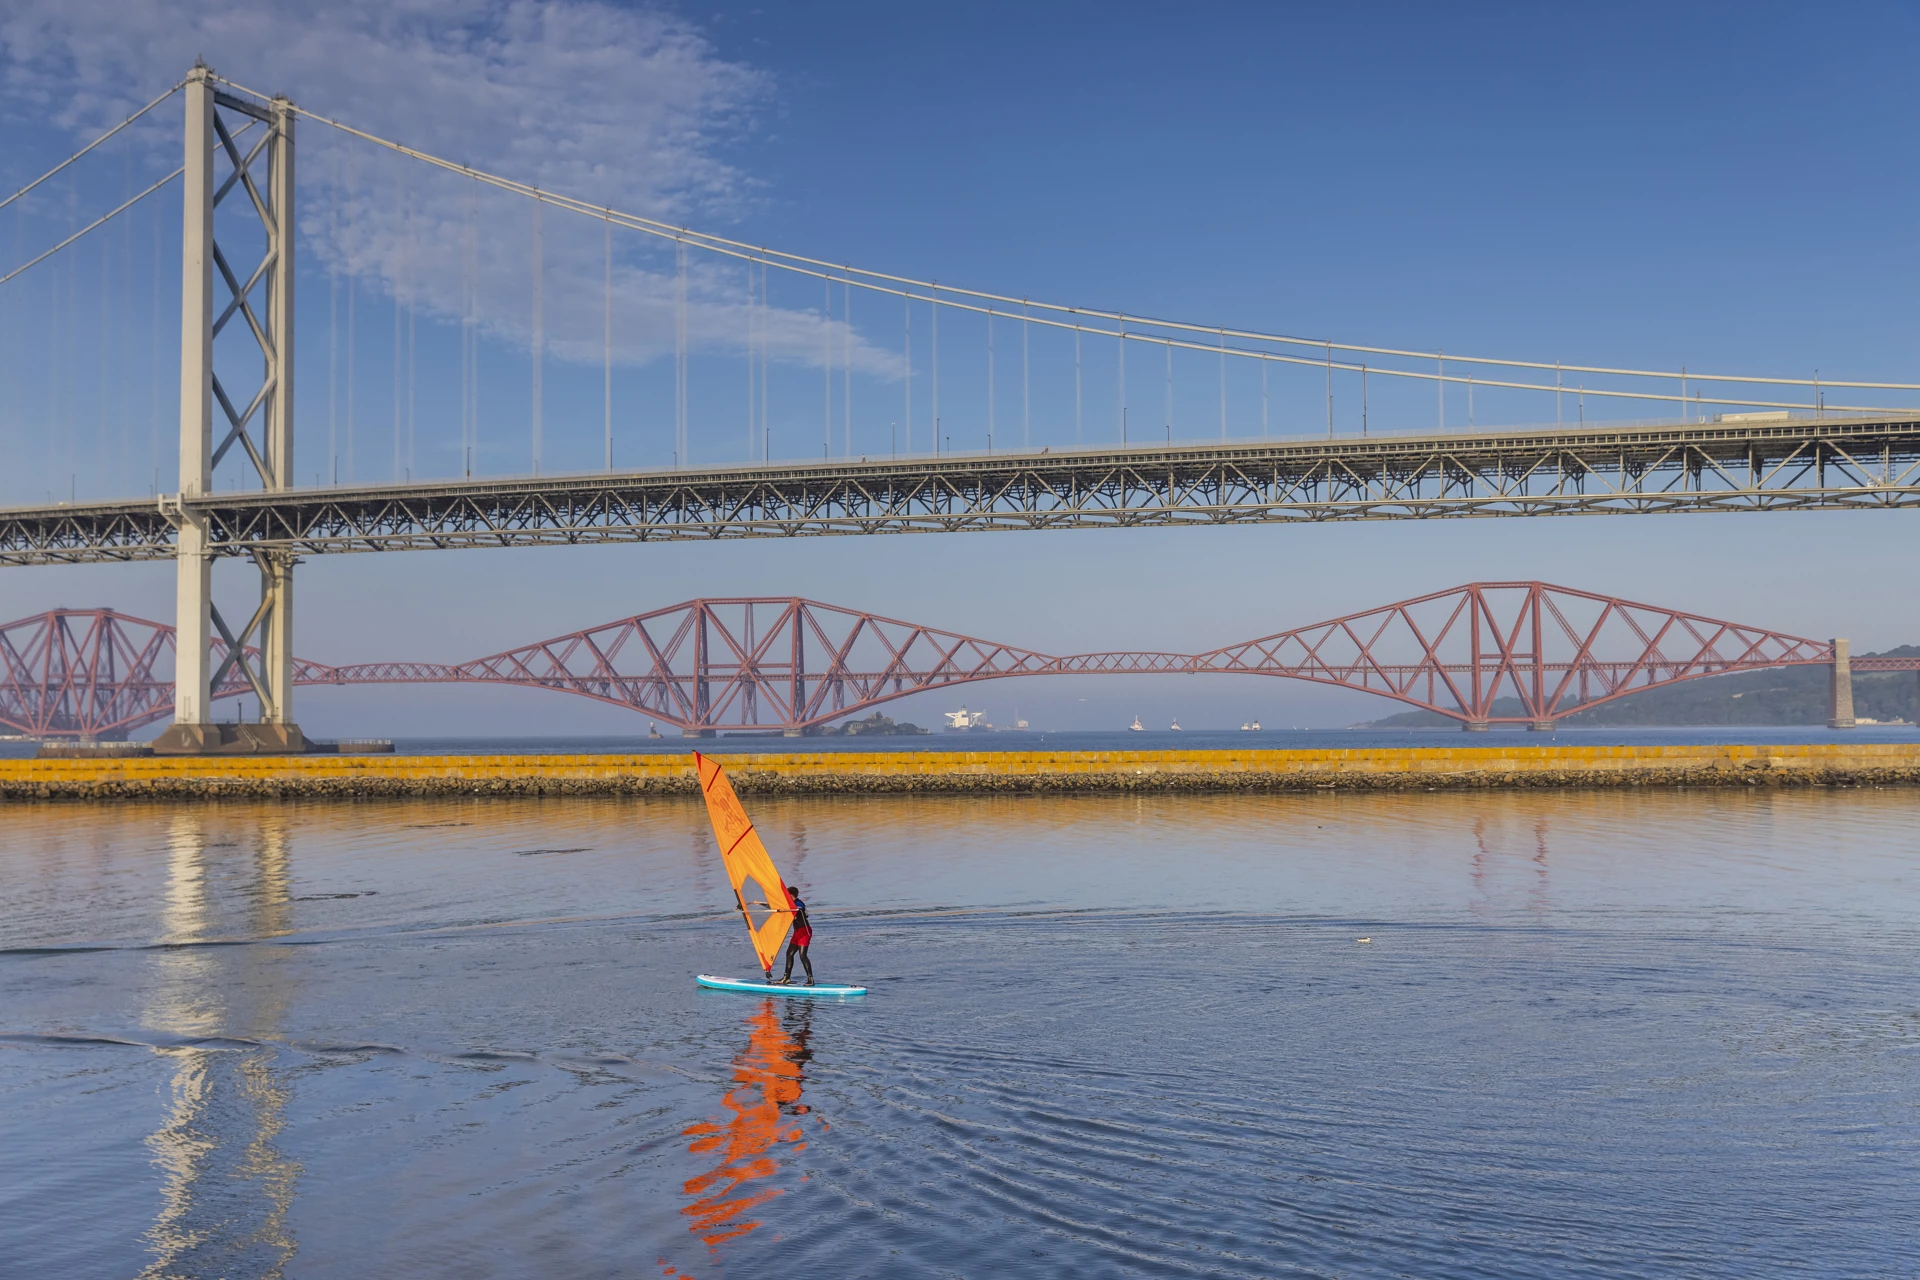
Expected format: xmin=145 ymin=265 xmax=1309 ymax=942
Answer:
xmin=5 ymin=415 xmax=1919 ymax=565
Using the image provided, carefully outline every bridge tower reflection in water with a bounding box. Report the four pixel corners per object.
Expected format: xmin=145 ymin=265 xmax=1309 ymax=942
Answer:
xmin=142 ymin=813 xmax=301 ymax=1277
xmin=663 ymin=1000 xmax=815 ymax=1276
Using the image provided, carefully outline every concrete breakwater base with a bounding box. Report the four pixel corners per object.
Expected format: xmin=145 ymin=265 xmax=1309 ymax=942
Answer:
xmin=5 ymin=742 xmax=1920 ymax=800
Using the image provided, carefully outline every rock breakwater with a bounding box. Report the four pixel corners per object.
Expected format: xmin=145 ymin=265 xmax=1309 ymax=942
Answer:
xmin=5 ymin=743 xmax=1920 ymax=801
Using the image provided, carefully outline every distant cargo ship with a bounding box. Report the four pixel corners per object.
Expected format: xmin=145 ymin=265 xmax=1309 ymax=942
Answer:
xmin=944 ymin=706 xmax=992 ymax=732
xmin=1129 ymin=716 xmax=1145 ymax=732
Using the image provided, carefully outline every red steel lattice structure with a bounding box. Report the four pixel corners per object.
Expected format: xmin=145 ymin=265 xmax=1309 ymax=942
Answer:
xmin=3 ymin=585 xmax=1906 ymax=738
xmin=0 ymin=608 xmax=337 ymax=739
xmin=1192 ymin=582 xmax=1856 ymax=727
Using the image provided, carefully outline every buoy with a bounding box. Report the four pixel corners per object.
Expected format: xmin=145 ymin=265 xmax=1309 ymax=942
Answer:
xmin=1356 ymin=937 xmax=1372 ymax=944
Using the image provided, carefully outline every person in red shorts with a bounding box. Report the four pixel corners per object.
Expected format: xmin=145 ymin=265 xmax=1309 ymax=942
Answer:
xmin=775 ymin=885 xmax=814 ymax=986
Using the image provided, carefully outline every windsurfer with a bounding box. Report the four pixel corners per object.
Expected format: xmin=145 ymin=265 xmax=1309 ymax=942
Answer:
xmin=775 ymin=886 xmax=815 ymax=986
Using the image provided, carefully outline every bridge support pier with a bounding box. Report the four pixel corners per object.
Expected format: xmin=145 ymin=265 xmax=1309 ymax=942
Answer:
xmin=1828 ymin=637 xmax=1856 ymax=729
xmin=1462 ymin=720 xmax=1490 ymax=732
xmin=1528 ymin=720 xmax=1557 ymax=732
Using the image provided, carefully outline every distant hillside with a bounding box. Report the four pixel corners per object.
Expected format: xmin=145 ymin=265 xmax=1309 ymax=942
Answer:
xmin=1355 ymin=647 xmax=1920 ymax=728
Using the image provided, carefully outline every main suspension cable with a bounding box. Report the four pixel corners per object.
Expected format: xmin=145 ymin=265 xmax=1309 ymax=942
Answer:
xmin=210 ymin=73 xmax=1920 ymax=406
xmin=0 ymin=166 xmax=181 ymax=289
xmin=0 ymin=82 xmax=183 ymax=214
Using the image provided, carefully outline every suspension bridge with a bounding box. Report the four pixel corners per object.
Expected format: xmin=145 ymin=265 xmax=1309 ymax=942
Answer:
xmin=3 ymin=66 xmax=1918 ymax=750
xmin=3 ymin=583 xmax=1899 ymax=741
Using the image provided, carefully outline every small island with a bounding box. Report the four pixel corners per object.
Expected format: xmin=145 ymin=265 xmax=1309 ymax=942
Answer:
xmin=815 ymin=712 xmax=929 ymax=737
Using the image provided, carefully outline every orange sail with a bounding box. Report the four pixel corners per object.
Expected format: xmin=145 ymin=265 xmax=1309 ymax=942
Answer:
xmin=694 ymin=752 xmax=795 ymax=972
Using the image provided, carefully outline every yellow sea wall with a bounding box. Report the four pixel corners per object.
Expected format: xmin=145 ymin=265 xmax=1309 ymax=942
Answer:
xmin=4 ymin=742 xmax=1920 ymax=800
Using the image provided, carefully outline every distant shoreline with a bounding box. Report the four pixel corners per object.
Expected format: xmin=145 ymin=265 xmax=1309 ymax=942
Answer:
xmin=6 ymin=742 xmax=1920 ymax=801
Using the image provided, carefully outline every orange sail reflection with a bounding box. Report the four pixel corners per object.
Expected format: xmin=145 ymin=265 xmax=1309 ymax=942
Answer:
xmin=671 ymin=998 xmax=815 ymax=1268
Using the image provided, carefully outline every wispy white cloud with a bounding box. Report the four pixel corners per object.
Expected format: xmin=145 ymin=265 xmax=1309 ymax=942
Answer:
xmin=0 ymin=0 xmax=897 ymax=374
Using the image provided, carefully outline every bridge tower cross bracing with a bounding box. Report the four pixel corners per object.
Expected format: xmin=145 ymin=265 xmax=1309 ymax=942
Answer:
xmin=154 ymin=64 xmax=305 ymax=754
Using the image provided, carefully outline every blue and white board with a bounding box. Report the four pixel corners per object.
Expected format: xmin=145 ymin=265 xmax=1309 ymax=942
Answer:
xmin=696 ymin=973 xmax=868 ymax=997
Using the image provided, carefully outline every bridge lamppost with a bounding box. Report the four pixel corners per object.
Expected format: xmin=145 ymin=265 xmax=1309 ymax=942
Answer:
xmin=154 ymin=64 xmax=307 ymax=754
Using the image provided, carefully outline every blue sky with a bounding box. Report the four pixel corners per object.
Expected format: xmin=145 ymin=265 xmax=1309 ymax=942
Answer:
xmin=3 ymin=1 xmax=1919 ymax=734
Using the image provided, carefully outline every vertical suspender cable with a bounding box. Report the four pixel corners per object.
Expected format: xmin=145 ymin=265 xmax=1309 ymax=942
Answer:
xmin=401 ymin=161 xmax=412 ymax=479
xmin=126 ymin=150 xmax=138 ymax=488
xmin=1436 ymin=352 xmax=1444 ymax=431
xmin=760 ymin=261 xmax=769 ymax=460
xmin=96 ymin=171 xmax=109 ymax=493
xmin=407 ymin=179 xmax=417 ymax=480
xmin=531 ymin=199 xmax=543 ymax=475
xmin=1074 ymin=324 xmax=1082 ymax=445
xmin=1325 ymin=341 xmax=1332 ymax=437
xmin=843 ymin=273 xmax=852 ymax=456
xmin=822 ymin=276 xmax=830 ymax=456
xmin=152 ymin=180 xmax=163 ymax=485
xmin=458 ymin=184 xmax=470 ymax=475
xmin=986 ymin=307 xmax=995 ymax=451
xmin=1218 ymin=328 xmax=1226 ymax=440
xmin=122 ymin=152 xmax=134 ymax=490
xmin=113 ymin=153 xmax=127 ymax=492
xmin=675 ymin=239 xmax=688 ymax=465
xmin=1260 ymin=359 xmax=1268 ymax=438
xmin=931 ymin=285 xmax=940 ymax=453
xmin=745 ymin=249 xmax=755 ymax=462
xmin=1117 ymin=325 xmax=1126 ymax=442
xmin=48 ymin=194 xmax=59 ymax=489
xmin=604 ymin=212 xmax=612 ymax=469
xmin=327 ymin=153 xmax=338 ymax=486
xmin=392 ymin=265 xmax=402 ymax=479
xmin=1021 ymin=301 xmax=1030 ymax=449
xmin=345 ymin=153 xmax=357 ymax=484
xmin=3 ymin=208 xmax=10 ymax=482
xmin=1164 ymin=341 xmax=1172 ymax=441
xmin=8 ymin=188 xmax=20 ymax=484
xmin=393 ymin=154 xmax=404 ymax=482
xmin=904 ymin=294 xmax=912 ymax=454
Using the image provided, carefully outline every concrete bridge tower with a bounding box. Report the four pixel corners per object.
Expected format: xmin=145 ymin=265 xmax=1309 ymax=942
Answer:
xmin=153 ymin=65 xmax=305 ymax=754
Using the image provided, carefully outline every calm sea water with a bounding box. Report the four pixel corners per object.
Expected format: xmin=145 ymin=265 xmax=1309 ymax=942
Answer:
xmin=2 ymin=789 xmax=1917 ymax=1277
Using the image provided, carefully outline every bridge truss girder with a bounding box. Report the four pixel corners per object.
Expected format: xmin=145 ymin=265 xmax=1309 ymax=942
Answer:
xmin=3 ymin=417 xmax=1920 ymax=566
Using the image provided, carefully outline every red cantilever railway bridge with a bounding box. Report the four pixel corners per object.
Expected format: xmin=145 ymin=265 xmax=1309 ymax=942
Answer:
xmin=2 ymin=582 xmax=1906 ymax=740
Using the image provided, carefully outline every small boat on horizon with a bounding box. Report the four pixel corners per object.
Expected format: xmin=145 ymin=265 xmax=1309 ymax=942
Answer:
xmin=1129 ymin=715 xmax=1145 ymax=732
xmin=1170 ymin=719 xmax=1182 ymax=731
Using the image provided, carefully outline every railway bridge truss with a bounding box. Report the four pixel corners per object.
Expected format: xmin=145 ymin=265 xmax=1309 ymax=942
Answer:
xmin=4 ymin=582 xmax=1904 ymax=739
